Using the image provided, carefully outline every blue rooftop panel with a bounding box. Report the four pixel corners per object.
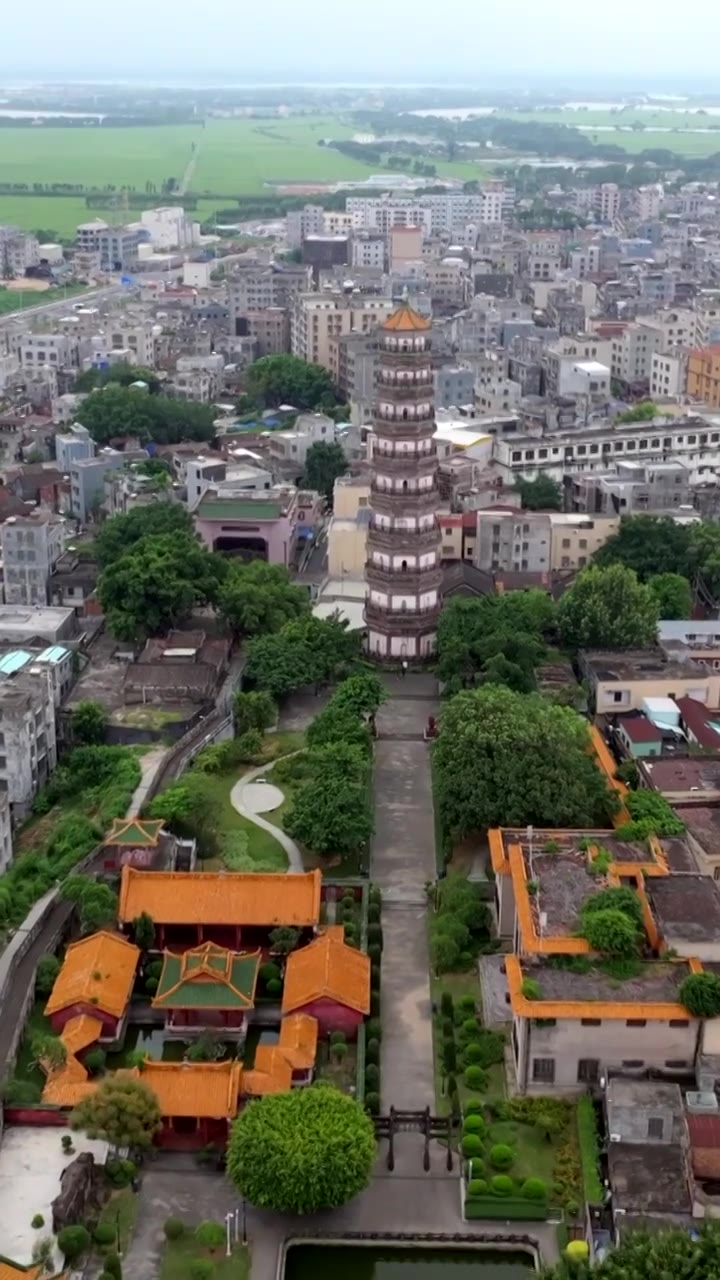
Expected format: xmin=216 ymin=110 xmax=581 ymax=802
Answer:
xmin=0 ymin=650 xmax=32 ymax=675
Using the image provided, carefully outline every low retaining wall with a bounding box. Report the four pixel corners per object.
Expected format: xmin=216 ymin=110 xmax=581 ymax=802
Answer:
xmin=4 ymin=1107 xmax=65 ymax=1126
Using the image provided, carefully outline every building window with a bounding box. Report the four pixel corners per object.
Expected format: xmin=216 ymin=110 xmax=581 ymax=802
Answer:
xmin=577 ymin=1059 xmax=600 ymax=1084
xmin=669 ymin=1019 xmax=689 ymax=1028
xmin=665 ymin=1059 xmax=687 ymax=1068
xmin=647 ymin=1117 xmax=664 ymax=1140
xmin=612 ymin=691 xmax=625 ymax=703
xmin=532 ymin=1058 xmax=555 ymax=1083
xmin=626 ymin=1019 xmax=647 ymax=1028
xmin=581 ymin=1018 xmax=601 ymax=1027
xmin=622 ymin=1059 xmax=644 ymax=1067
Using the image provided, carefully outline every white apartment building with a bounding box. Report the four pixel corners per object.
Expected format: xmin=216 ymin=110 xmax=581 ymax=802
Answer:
xmin=492 ymin=414 xmax=720 ymax=486
xmin=0 ymin=794 xmax=12 ymax=871
xmin=0 ymin=669 xmax=57 ymax=820
xmin=285 ymin=204 xmax=325 ymax=248
xmin=1 ymin=513 xmax=66 ymax=607
xmin=0 ymin=226 xmax=40 ymax=278
xmin=351 ymin=234 xmax=386 ymax=270
xmin=290 ymin=293 xmax=393 ymax=371
xmin=346 ymin=187 xmax=514 ymax=237
xmin=594 ymin=183 xmax=621 ymax=223
xmin=611 ymin=322 xmax=665 ymax=383
xmin=20 ymin=333 xmax=80 ymax=372
xmin=103 ymin=319 xmax=159 ymax=367
xmin=636 ymin=184 xmax=664 ymax=221
xmin=636 ymin=309 xmax=698 ymax=349
xmin=55 ymin=424 xmax=94 ymax=472
xmin=75 ymin=220 xmax=108 ymax=253
xmin=651 ymin=350 xmax=689 ymax=399
xmin=544 ymin=336 xmax=613 ymax=396
xmin=140 ymin=206 xmax=197 ymax=250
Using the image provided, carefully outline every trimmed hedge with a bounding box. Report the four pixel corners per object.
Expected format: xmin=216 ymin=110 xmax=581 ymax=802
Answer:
xmin=577 ymin=1095 xmax=603 ymax=1204
xmin=464 ymin=1197 xmax=549 ymax=1221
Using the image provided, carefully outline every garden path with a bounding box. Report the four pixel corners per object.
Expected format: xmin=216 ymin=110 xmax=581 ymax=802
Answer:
xmin=229 ymin=755 xmax=304 ymax=873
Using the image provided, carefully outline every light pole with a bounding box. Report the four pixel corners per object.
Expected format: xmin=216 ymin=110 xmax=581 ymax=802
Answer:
xmin=225 ymin=1211 xmax=233 ymax=1258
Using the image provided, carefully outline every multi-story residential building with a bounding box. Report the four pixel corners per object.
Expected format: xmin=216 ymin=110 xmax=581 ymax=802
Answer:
xmin=650 ymin=350 xmax=689 ymax=400
xmin=544 ymin=335 xmax=613 ymax=396
xmin=69 ymin=449 xmax=126 ymax=521
xmin=103 ymin=319 xmax=158 ymax=367
xmin=291 ymin=293 xmax=393 ymax=372
xmin=351 ymin=233 xmax=386 ymax=271
xmin=75 ymin=220 xmax=108 ymax=254
xmin=568 ymin=460 xmax=693 ymax=516
xmin=329 ymin=332 xmax=376 ymax=417
xmin=549 ymin=512 xmax=620 ymax=567
xmin=98 ymin=226 xmax=144 ymax=273
xmin=364 ymin=304 xmax=442 ymax=660
xmin=227 ymin=264 xmax=312 ymax=331
xmin=266 ymin=412 xmax=336 ymax=470
xmin=388 ymin=225 xmax=423 ymax=271
xmin=434 ymin=364 xmax=475 ymax=409
xmin=55 ymin=424 xmax=94 ymax=472
xmin=0 ymin=667 xmax=57 ymax=820
xmin=594 ymin=182 xmax=621 ymax=223
xmin=0 ymin=226 xmax=40 ymax=278
xmin=687 ymin=345 xmax=720 ymax=408
xmin=426 ymin=258 xmax=470 ymax=309
xmin=0 ymin=794 xmax=12 ymax=871
xmin=580 ymin=649 xmax=720 ymax=714
xmin=472 ymin=509 xmax=619 ymax=575
xmin=0 ymin=512 xmax=66 ymax=607
xmin=193 ymin=486 xmax=308 ymax=565
xmin=610 ymin=322 xmax=666 ymax=385
xmin=346 ymin=188 xmax=514 ymax=236
xmin=140 ymin=206 xmax=197 ymax=250
xmin=285 ymin=204 xmax=325 ymax=249
xmin=239 ymin=308 xmax=290 ymax=356
xmin=20 ymin=333 xmax=80 ymax=372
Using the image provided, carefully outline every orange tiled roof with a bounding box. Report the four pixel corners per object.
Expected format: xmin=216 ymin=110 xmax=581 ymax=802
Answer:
xmin=282 ymin=928 xmax=370 ymax=1016
xmin=127 ymin=1060 xmax=242 ymax=1119
xmin=278 ymin=1013 xmax=319 ymax=1071
xmin=0 ymin=1263 xmax=66 ymax=1280
xmin=45 ymin=931 xmax=140 ymax=1020
xmin=118 ymin=867 xmax=322 ymax=928
xmin=382 ymin=304 xmax=431 ymax=332
xmin=40 ymin=1014 xmax=103 ymax=1107
xmin=242 ymin=1045 xmax=293 ymax=1096
xmin=103 ymin=817 xmax=165 ymax=847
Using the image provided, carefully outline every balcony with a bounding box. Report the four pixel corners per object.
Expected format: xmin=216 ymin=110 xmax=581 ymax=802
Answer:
xmin=367 ymin=524 xmax=441 ymax=552
xmin=365 ymin=601 xmax=440 ymax=634
xmin=365 ymin=561 xmax=443 ymax=593
xmin=369 ymin=487 xmax=439 ymax=519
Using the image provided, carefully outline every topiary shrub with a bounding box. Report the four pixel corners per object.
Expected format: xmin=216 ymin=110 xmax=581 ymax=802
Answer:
xmin=366 ymin=1037 xmax=380 ymax=1065
xmin=330 ymin=1031 xmax=346 ymax=1045
xmin=365 ymin=1092 xmax=380 ymax=1115
xmin=94 ymin=1224 xmax=116 ymax=1246
xmin=368 ymin=902 xmax=381 ymax=924
xmin=464 ymin=1097 xmax=484 ymax=1115
xmin=84 ymin=1047 xmax=106 ymax=1075
xmin=458 ymin=994 xmax=476 ymax=1015
xmin=464 ymin=1065 xmax=488 ymax=1090
xmin=371 ymin=962 xmax=381 ymax=988
xmin=31 ymin=1214 xmax=44 ymax=1229
xmin=489 ymin=1143 xmax=514 ymax=1170
xmin=440 ymin=991 xmax=454 ymax=1020
xmin=367 ymin=923 xmax=383 ymax=946
xmin=463 ymin=1114 xmax=485 ymax=1134
xmin=365 ymin=1063 xmax=379 ymax=1087
xmin=680 ymin=972 xmax=720 ymax=1018
xmin=461 ymin=1134 xmax=483 ymax=1157
xmin=466 ymin=1179 xmax=488 ymax=1198
xmin=469 ymin=1159 xmax=485 ymax=1180
xmin=266 ymin=978 xmax=282 ymax=996
xmin=189 ymin=1262 xmax=214 ymax=1280
xmin=521 ymin=1177 xmax=547 ymax=1201
xmin=144 ymin=976 xmax=158 ymax=994
xmin=103 ymin=1253 xmax=122 ymax=1280
xmin=57 ymin=1225 xmax=91 ymax=1262
xmin=490 ymin=1174 xmax=514 ymax=1197
xmin=566 ymin=1241 xmax=590 ymax=1264
xmin=366 ymin=1017 xmax=382 ymax=1040
xmin=368 ymin=943 xmax=382 ymax=962
xmin=463 ymin=1042 xmax=484 ymax=1065
xmin=460 ymin=1018 xmax=480 ymax=1039
xmin=370 ymin=992 xmax=380 ymax=1017
xmin=163 ymin=1217 xmax=185 ymax=1241
xmin=259 ymin=962 xmax=280 ymax=984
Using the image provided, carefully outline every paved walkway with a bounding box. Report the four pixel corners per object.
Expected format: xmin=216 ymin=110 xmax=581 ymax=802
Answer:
xmin=230 ymin=755 xmax=304 ymax=872
xmin=372 ymin=674 xmax=439 ymax=1111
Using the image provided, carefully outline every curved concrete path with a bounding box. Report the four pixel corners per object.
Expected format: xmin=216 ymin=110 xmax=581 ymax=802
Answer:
xmin=230 ymin=753 xmax=304 ymax=873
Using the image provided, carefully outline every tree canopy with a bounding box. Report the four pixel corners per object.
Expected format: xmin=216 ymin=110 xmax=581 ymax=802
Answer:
xmin=244 ymin=615 xmax=361 ymax=699
xmin=76 ymin=384 xmax=216 ymax=446
xmin=436 ymin=593 xmax=555 ymax=695
xmin=593 ymin=515 xmax=692 ymax=581
xmin=285 ymin=742 xmax=372 ymax=855
xmin=71 ymin=1076 xmax=162 ymax=1149
xmin=557 ymin=564 xmax=658 ymax=650
xmin=514 ymin=475 xmax=563 ymax=511
xmin=540 ymin=1219 xmax=720 ymax=1280
xmin=71 ymin=700 xmax=106 ymax=745
xmin=434 ymin=685 xmax=617 ymax=839
xmin=75 ymin=361 xmax=162 ymax=394
xmin=225 ymin=1083 xmax=376 ymax=1213
xmin=94 ymin=503 xmax=194 ymax=570
xmin=98 ymin=533 xmax=223 ymax=641
xmin=301 ymin=441 xmax=348 ymax=503
xmin=245 ymin=355 xmax=338 ymax=411
xmin=216 ymin=560 xmax=308 ymax=638
xmin=647 ymin=572 xmax=693 ymax=620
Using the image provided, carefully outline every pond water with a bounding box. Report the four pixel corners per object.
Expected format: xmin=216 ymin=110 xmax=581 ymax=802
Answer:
xmin=284 ymin=1245 xmax=535 ymax=1280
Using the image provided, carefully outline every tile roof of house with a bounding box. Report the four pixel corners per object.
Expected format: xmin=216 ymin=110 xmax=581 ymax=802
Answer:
xmin=44 ymin=931 xmax=140 ymax=1020
xmin=617 ymin=714 xmax=664 ymax=743
xmin=0 ymin=1262 xmax=66 ymax=1280
xmin=242 ymin=1045 xmax=293 ymax=1096
xmin=277 ymin=1012 xmax=319 ymax=1071
xmin=103 ymin=817 xmax=165 ymax=847
xmin=687 ymin=1113 xmax=720 ymax=1179
xmin=282 ymin=926 xmax=370 ymax=1016
xmin=126 ymin=1060 xmax=242 ymax=1119
xmin=119 ymin=867 xmax=322 ymax=928
xmin=152 ymin=944 xmax=260 ymax=1009
xmin=40 ymin=1014 xmax=103 ymax=1107
xmin=675 ymin=696 xmax=720 ymax=750
xmin=382 ymin=304 xmax=431 ymax=332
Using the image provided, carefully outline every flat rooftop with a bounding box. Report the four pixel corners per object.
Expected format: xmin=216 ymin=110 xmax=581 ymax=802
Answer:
xmin=584 ymin=649 xmax=705 ymax=682
xmin=608 ymin=1142 xmax=691 ymax=1215
xmin=644 ymin=758 xmax=720 ymax=794
xmin=524 ymin=959 xmax=690 ymax=1004
xmin=514 ymin=831 xmax=653 ymax=936
xmin=606 ymin=1077 xmax=683 ymax=1114
xmin=675 ymin=805 xmax=720 ymax=859
xmin=646 ymin=874 xmax=720 ymax=943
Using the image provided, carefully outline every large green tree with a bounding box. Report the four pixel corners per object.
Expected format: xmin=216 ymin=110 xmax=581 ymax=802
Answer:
xmin=71 ymin=700 xmax=106 ymax=745
xmin=94 ymin=503 xmax=193 ymax=570
xmin=71 ymin=1076 xmax=162 ymax=1150
xmin=226 ymin=1084 xmax=376 ymax=1213
xmin=648 ymin=572 xmax=693 ymax=620
xmin=688 ymin=521 xmax=720 ymax=598
xmin=76 ymin=384 xmax=216 ymax=446
xmin=216 ymin=560 xmax=308 ymax=638
xmin=245 ymin=355 xmax=338 ymax=410
xmin=98 ymin=533 xmax=223 ymax=641
xmin=301 ymin=441 xmax=348 ymax=503
xmin=540 ymin=1219 xmax=720 ymax=1279
xmin=557 ymin=564 xmax=658 ymax=650
xmin=434 ymin=685 xmax=617 ymax=839
xmin=244 ymin=615 xmax=360 ymax=699
xmin=284 ymin=743 xmax=372 ymax=855
xmin=436 ymin=593 xmax=554 ymax=694
xmin=514 ymin=475 xmax=563 ymax=511
xmin=593 ymin=515 xmax=691 ymax=581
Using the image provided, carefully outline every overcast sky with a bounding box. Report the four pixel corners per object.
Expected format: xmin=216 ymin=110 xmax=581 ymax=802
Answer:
xmin=3 ymin=0 xmax=720 ymax=83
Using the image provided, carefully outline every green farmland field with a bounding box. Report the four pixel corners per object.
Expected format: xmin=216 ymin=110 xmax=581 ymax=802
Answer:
xmin=500 ymin=108 xmax=720 ymax=156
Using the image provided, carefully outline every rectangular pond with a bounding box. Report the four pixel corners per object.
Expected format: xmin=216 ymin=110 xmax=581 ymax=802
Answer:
xmin=284 ymin=1245 xmax=535 ymax=1280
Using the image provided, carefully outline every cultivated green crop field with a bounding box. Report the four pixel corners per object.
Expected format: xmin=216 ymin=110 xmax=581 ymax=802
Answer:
xmin=503 ymin=107 xmax=720 ymax=155
xmin=0 ymin=115 xmax=493 ymax=234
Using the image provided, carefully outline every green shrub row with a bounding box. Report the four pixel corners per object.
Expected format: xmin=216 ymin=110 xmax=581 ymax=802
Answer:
xmin=576 ymin=1096 xmax=603 ymax=1204
xmin=463 ymin=1197 xmax=549 ymax=1221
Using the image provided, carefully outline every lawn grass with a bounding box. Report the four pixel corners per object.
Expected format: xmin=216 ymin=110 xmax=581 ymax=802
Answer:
xmin=12 ymin=999 xmax=53 ymax=1092
xmin=0 ymin=281 xmax=89 ymax=315
xmin=315 ymin=1036 xmax=357 ymax=1094
xmin=487 ymin=1118 xmax=559 ymax=1186
xmin=161 ymin=1237 xmax=249 ymax=1280
xmin=97 ymin=1187 xmax=138 ymax=1254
